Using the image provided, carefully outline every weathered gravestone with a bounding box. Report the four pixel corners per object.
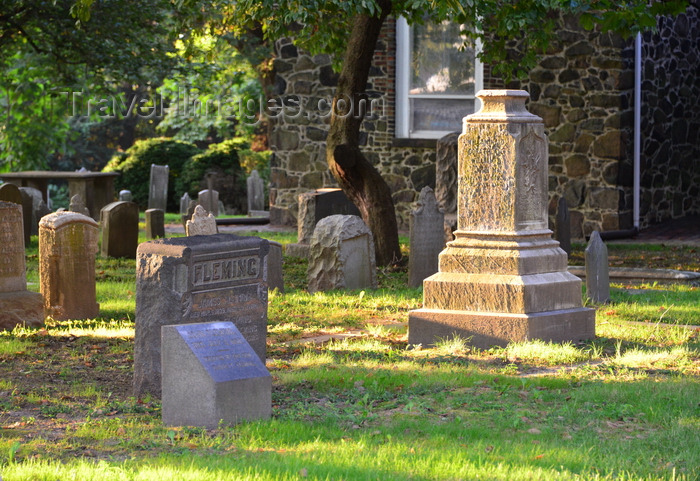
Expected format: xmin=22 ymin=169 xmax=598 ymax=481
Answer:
xmin=0 ymin=202 xmax=44 ymax=331
xmin=307 ymin=215 xmax=377 ymax=293
xmin=198 ymin=189 xmax=219 ymax=217
xmin=408 ymin=187 xmax=445 ymax=288
xmin=39 ymin=212 xmax=100 ymax=321
xmin=0 ymin=183 xmax=22 ymax=206
xmin=133 ymin=233 xmax=270 ymax=397
xmin=19 ymin=187 xmax=45 ymax=238
xmin=100 ymin=201 xmax=139 ymax=259
xmin=161 ymin=321 xmax=271 ymax=428
xmin=267 ymin=241 xmax=285 ymax=293
xmin=180 ymin=192 xmax=191 ymax=216
xmin=585 ymin=231 xmax=610 ymax=304
xmin=246 ymin=170 xmax=265 ymax=214
xmin=145 ymin=208 xmax=165 ymax=240
xmin=408 ymin=90 xmax=595 ymax=348
xmin=435 ymin=131 xmax=460 ymax=243
xmin=148 ymin=164 xmax=169 ymax=212
xmin=555 ymin=197 xmax=571 ymax=256
xmin=286 ymin=188 xmax=361 ymax=258
xmin=0 ymin=183 xmax=29 ymax=244
xmin=119 ymin=190 xmax=133 ymax=202
xmin=69 ymin=194 xmax=90 ymax=217
xmin=186 ymin=205 xmax=218 ymax=236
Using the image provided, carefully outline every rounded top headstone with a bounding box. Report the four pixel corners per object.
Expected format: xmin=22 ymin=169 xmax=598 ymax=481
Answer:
xmin=464 ymin=89 xmax=542 ymax=125
xmin=39 ymin=211 xmax=99 ymax=230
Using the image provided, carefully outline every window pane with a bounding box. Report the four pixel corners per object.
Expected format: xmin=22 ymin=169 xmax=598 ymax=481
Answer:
xmin=411 ymin=21 xmax=475 ymax=95
xmin=410 ymin=98 xmax=474 ymax=132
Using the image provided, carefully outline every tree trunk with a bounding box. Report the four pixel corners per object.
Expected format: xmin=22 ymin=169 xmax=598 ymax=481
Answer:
xmin=326 ymin=3 xmax=401 ymax=266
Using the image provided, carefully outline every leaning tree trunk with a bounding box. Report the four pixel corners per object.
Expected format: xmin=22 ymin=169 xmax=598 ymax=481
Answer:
xmin=326 ymin=3 xmax=401 ymax=266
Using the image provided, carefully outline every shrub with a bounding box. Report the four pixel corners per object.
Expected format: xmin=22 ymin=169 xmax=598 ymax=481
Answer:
xmin=103 ymin=138 xmax=201 ymax=211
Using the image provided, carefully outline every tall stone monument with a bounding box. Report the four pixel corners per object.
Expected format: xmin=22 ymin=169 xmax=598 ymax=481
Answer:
xmin=408 ymin=90 xmax=595 ymax=348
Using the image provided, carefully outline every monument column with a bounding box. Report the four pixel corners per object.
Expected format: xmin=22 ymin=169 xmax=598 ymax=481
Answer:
xmin=408 ymin=90 xmax=595 ymax=348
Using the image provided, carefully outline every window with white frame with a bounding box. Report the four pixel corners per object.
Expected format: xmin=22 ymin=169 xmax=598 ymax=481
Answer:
xmin=395 ymin=17 xmax=483 ymax=139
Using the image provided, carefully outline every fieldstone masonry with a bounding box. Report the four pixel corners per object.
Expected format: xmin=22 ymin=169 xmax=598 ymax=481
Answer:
xmin=408 ymin=90 xmax=595 ymax=349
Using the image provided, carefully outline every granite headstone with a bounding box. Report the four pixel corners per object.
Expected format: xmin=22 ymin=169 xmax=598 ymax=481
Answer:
xmin=100 ymin=201 xmax=139 ymax=259
xmin=148 ymin=164 xmax=169 ymax=212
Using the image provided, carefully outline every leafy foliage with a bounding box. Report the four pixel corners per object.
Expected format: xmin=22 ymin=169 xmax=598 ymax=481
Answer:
xmin=103 ymin=138 xmax=201 ymax=211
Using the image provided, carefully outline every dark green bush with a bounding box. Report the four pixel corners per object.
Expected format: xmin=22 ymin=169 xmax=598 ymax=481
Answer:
xmin=103 ymin=138 xmax=201 ymax=211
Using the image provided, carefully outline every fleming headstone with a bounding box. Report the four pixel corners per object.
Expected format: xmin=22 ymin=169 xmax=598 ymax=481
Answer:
xmin=133 ymin=233 xmax=270 ymax=397
xmin=145 ymin=208 xmax=165 ymax=240
xmin=286 ymin=188 xmax=361 ymax=258
xmin=100 ymin=201 xmax=139 ymax=259
xmin=246 ymin=170 xmax=265 ymax=214
xmin=161 ymin=321 xmax=271 ymax=428
xmin=435 ymin=131 xmax=460 ymax=243
xmin=119 ymin=190 xmax=133 ymax=202
xmin=555 ymin=197 xmax=571 ymax=256
xmin=39 ymin=212 xmax=100 ymax=321
xmin=307 ymin=215 xmax=377 ymax=293
xmin=408 ymin=90 xmax=595 ymax=348
xmin=198 ymin=189 xmax=220 ymax=217
xmin=148 ymin=164 xmax=169 ymax=212
xmin=186 ymin=205 xmax=218 ymax=236
xmin=585 ymin=231 xmax=610 ymax=304
xmin=408 ymin=187 xmax=445 ymax=288
xmin=0 ymin=202 xmax=44 ymax=331
xmin=69 ymin=194 xmax=90 ymax=217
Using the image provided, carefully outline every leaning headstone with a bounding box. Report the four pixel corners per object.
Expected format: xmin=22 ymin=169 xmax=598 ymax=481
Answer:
xmin=198 ymin=189 xmax=220 ymax=217
xmin=408 ymin=90 xmax=595 ymax=348
xmin=555 ymin=197 xmax=571 ymax=256
xmin=69 ymin=194 xmax=90 ymax=217
xmin=186 ymin=205 xmax=218 ymax=236
xmin=286 ymin=188 xmax=361 ymax=258
xmin=100 ymin=201 xmax=139 ymax=259
xmin=246 ymin=170 xmax=265 ymax=213
xmin=145 ymin=208 xmax=165 ymax=240
xmin=408 ymin=187 xmax=445 ymax=288
xmin=0 ymin=202 xmax=44 ymax=331
xmin=585 ymin=231 xmax=610 ymax=304
xmin=435 ymin=131 xmax=460 ymax=243
xmin=133 ymin=233 xmax=270 ymax=397
xmin=161 ymin=321 xmax=271 ymax=428
xmin=119 ymin=190 xmax=133 ymax=202
xmin=267 ymin=241 xmax=285 ymax=293
xmin=307 ymin=215 xmax=377 ymax=292
xmin=39 ymin=211 xmax=99 ymax=321
xmin=148 ymin=164 xmax=169 ymax=212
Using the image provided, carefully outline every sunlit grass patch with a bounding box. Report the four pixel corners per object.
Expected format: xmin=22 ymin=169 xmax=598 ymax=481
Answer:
xmin=596 ymin=320 xmax=697 ymax=347
xmin=607 ymin=346 xmax=696 ymax=370
xmin=44 ymin=319 xmax=134 ymax=338
xmin=504 ymin=340 xmax=591 ymax=366
xmin=0 ymin=335 xmax=33 ymax=357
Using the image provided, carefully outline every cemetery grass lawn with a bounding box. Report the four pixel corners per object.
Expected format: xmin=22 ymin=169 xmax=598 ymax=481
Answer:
xmin=0 ymin=237 xmax=698 ymax=480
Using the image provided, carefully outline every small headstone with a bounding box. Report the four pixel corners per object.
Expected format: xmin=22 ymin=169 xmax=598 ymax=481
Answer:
xmin=39 ymin=211 xmax=99 ymax=321
xmin=69 ymin=194 xmax=90 ymax=217
xmin=307 ymin=215 xmax=377 ymax=292
xmin=435 ymin=131 xmax=459 ymax=242
xmin=161 ymin=321 xmax=271 ymax=428
xmin=180 ymin=192 xmax=191 ymax=216
xmin=267 ymin=241 xmax=285 ymax=293
xmin=246 ymin=170 xmax=265 ymax=213
xmin=100 ymin=201 xmax=139 ymax=259
xmin=0 ymin=183 xmax=22 ymax=206
xmin=198 ymin=189 xmax=220 ymax=217
xmin=181 ymin=199 xmax=198 ymax=228
xmin=148 ymin=164 xmax=169 ymax=212
xmin=119 ymin=190 xmax=133 ymax=202
xmin=556 ymin=197 xmax=571 ymax=256
xmin=408 ymin=187 xmax=445 ymax=288
xmin=145 ymin=208 xmax=165 ymax=240
xmin=18 ymin=189 xmax=33 ymax=245
xmin=18 ymin=187 xmax=45 ymax=236
xmin=0 ymin=184 xmax=27 ymax=244
xmin=186 ymin=205 xmax=218 ymax=236
xmin=585 ymin=231 xmax=610 ymax=304
xmin=0 ymin=201 xmax=44 ymax=331
xmin=133 ymin=233 xmax=270 ymax=397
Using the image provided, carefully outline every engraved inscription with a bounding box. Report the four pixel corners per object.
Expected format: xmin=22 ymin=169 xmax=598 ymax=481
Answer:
xmin=193 ymin=256 xmax=259 ymax=287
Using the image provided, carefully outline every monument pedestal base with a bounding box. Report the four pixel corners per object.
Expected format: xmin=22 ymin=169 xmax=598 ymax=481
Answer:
xmin=0 ymin=291 xmax=45 ymax=331
xmin=408 ymin=307 xmax=595 ymax=349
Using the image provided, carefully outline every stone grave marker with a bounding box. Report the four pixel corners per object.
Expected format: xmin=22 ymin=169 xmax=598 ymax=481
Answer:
xmin=286 ymin=188 xmax=361 ymax=258
xmin=267 ymin=241 xmax=284 ymax=293
xmin=148 ymin=164 xmax=169 ymax=212
xmin=161 ymin=321 xmax=271 ymax=428
xmin=133 ymin=233 xmax=270 ymax=397
xmin=199 ymin=189 xmax=219 ymax=217
xmin=39 ymin=211 xmax=100 ymax=321
xmin=246 ymin=170 xmax=265 ymax=214
xmin=307 ymin=215 xmax=376 ymax=293
xmin=555 ymin=197 xmax=571 ymax=256
xmin=408 ymin=90 xmax=595 ymax=349
xmin=0 ymin=201 xmax=44 ymax=331
xmin=435 ymin=131 xmax=459 ymax=243
xmin=186 ymin=205 xmax=218 ymax=236
xmin=408 ymin=187 xmax=445 ymax=288
xmin=585 ymin=231 xmax=610 ymax=304
xmin=119 ymin=190 xmax=133 ymax=202
xmin=180 ymin=192 xmax=191 ymax=216
xmin=145 ymin=208 xmax=165 ymax=240
xmin=69 ymin=194 xmax=90 ymax=217
xmin=18 ymin=189 xmax=33 ymax=245
xmin=100 ymin=201 xmax=139 ymax=259
xmin=19 ymin=187 xmax=45 ymax=237
xmin=0 ymin=183 xmax=30 ymax=244
xmin=0 ymin=183 xmax=22 ymax=206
